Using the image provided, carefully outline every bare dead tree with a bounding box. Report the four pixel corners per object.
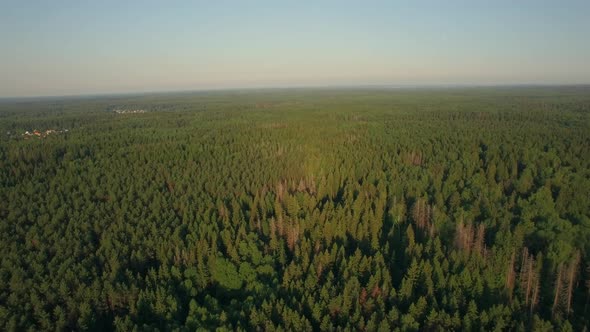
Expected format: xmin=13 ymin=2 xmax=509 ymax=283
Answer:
xmin=286 ymin=221 xmax=300 ymax=252
xmin=585 ymin=263 xmax=590 ymax=314
xmin=473 ymin=223 xmax=485 ymax=257
xmin=506 ymin=251 xmax=516 ymax=302
xmin=525 ymin=255 xmax=535 ymax=306
xmin=518 ymin=247 xmax=540 ymax=312
xmin=553 ymin=263 xmax=564 ymax=317
xmin=455 ymin=221 xmax=474 ymax=253
xmin=564 ymin=251 xmax=581 ymax=314
xmin=276 ymin=180 xmax=286 ymax=202
xmin=531 ymin=267 xmax=540 ymax=313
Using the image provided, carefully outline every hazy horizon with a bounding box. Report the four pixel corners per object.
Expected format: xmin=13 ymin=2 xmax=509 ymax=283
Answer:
xmin=2 ymin=1 xmax=590 ymax=98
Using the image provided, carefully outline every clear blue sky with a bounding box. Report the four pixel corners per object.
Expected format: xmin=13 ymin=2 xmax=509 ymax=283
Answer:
xmin=1 ymin=1 xmax=589 ymax=97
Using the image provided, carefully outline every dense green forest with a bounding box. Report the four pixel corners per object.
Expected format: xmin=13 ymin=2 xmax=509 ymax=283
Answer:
xmin=0 ymin=87 xmax=589 ymax=331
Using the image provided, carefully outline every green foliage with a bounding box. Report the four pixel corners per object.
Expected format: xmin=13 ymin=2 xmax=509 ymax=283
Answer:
xmin=213 ymin=257 xmax=242 ymax=291
xmin=0 ymin=87 xmax=589 ymax=330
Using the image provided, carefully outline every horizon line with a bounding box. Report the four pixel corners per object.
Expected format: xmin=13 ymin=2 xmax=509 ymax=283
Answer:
xmin=2 ymin=82 xmax=590 ymax=101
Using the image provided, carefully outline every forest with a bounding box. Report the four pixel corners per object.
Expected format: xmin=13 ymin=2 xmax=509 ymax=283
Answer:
xmin=0 ymin=87 xmax=589 ymax=331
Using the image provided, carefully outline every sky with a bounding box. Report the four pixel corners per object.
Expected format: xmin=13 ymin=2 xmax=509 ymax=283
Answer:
xmin=1 ymin=1 xmax=589 ymax=97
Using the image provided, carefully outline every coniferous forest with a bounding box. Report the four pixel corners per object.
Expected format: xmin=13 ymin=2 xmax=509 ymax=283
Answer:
xmin=0 ymin=87 xmax=589 ymax=331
